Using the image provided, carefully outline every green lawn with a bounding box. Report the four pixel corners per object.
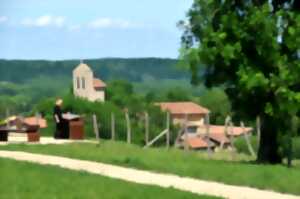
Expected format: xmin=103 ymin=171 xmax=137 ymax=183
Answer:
xmin=0 ymin=158 xmax=219 ymax=199
xmin=1 ymin=141 xmax=300 ymax=195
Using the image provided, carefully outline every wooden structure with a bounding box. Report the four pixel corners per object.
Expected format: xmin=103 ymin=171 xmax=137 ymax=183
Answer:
xmin=63 ymin=113 xmax=85 ymax=140
xmin=144 ymin=112 xmax=171 ymax=148
xmin=0 ymin=123 xmax=40 ymax=142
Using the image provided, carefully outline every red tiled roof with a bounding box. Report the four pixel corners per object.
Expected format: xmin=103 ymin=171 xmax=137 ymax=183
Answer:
xmin=93 ymin=78 xmax=106 ymax=89
xmin=186 ymin=137 xmax=214 ymax=149
xmin=156 ymin=102 xmax=210 ymax=115
xmin=198 ymin=125 xmax=252 ymax=136
xmin=209 ymin=133 xmax=230 ymax=144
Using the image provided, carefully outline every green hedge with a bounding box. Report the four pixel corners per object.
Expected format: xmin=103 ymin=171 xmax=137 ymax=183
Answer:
xmin=35 ymin=94 xmax=175 ymax=146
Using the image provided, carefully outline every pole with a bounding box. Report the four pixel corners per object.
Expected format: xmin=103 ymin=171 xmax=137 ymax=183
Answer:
xmin=256 ymin=116 xmax=261 ymax=146
xmin=111 ymin=112 xmax=115 ymax=141
xmin=166 ymin=112 xmax=170 ymax=149
xmin=241 ymin=121 xmax=256 ymax=157
xmin=184 ymin=114 xmax=189 ymax=151
xmin=145 ymin=112 xmax=149 ymax=145
xmin=125 ymin=111 xmax=131 ymax=144
xmin=205 ymin=114 xmax=212 ymax=154
xmin=93 ymin=114 xmax=100 ymax=145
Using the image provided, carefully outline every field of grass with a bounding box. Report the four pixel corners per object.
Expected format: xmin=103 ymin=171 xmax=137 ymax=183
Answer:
xmin=1 ymin=141 xmax=300 ymax=195
xmin=0 ymin=158 xmax=219 ymax=199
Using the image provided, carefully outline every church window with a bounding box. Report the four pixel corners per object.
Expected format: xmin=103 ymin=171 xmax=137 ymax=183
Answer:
xmin=77 ymin=77 xmax=80 ymax=89
xmin=82 ymin=77 xmax=86 ymax=89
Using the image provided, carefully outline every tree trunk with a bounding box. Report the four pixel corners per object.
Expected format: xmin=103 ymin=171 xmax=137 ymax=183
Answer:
xmin=257 ymin=115 xmax=282 ymax=164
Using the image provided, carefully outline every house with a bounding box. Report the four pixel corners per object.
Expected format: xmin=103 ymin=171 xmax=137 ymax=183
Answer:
xmin=73 ymin=61 xmax=106 ymax=102
xmin=157 ymin=101 xmax=253 ymax=150
xmin=156 ymin=102 xmax=210 ymax=126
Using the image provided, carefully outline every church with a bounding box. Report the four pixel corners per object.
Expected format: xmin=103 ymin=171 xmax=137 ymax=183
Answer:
xmin=73 ymin=61 xmax=106 ymax=102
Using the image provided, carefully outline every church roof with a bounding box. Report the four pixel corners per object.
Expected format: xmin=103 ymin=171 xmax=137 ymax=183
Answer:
xmin=73 ymin=63 xmax=92 ymax=73
xmin=93 ymin=78 xmax=106 ymax=88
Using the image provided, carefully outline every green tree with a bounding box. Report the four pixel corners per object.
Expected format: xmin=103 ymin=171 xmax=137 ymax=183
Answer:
xmin=199 ymin=88 xmax=231 ymax=124
xmin=181 ymin=0 xmax=299 ymax=164
xmin=165 ymin=87 xmax=192 ymax=102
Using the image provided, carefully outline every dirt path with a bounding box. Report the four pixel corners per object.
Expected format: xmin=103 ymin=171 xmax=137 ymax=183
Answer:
xmin=0 ymin=135 xmax=98 ymax=145
xmin=0 ymin=151 xmax=298 ymax=199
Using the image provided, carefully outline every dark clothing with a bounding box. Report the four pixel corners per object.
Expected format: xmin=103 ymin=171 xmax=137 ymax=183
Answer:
xmin=53 ymin=106 xmax=68 ymax=139
xmin=54 ymin=105 xmax=63 ymax=123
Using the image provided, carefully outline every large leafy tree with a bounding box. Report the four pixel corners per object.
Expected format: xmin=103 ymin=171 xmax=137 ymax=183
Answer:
xmin=181 ymin=0 xmax=299 ymax=164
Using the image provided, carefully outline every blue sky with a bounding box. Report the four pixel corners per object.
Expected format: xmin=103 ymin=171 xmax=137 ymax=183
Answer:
xmin=0 ymin=0 xmax=193 ymax=60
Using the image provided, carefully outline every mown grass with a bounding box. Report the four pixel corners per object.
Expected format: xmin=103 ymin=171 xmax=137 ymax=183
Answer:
xmin=1 ymin=141 xmax=300 ymax=195
xmin=0 ymin=158 xmax=219 ymax=199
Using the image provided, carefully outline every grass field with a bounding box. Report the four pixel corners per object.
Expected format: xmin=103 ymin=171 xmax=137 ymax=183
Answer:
xmin=1 ymin=141 xmax=300 ymax=195
xmin=0 ymin=158 xmax=220 ymax=199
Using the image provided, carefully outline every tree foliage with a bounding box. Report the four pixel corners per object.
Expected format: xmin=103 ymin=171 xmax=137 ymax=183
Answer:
xmin=181 ymin=0 xmax=300 ymax=164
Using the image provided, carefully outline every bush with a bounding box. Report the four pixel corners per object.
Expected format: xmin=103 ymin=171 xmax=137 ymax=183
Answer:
xmin=235 ymin=135 xmax=300 ymax=160
xmin=234 ymin=135 xmax=259 ymax=155
xmin=293 ymin=137 xmax=300 ymax=159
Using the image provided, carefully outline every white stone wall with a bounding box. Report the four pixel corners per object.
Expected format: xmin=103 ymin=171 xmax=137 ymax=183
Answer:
xmin=90 ymin=90 xmax=105 ymax=102
xmin=172 ymin=114 xmax=205 ymax=126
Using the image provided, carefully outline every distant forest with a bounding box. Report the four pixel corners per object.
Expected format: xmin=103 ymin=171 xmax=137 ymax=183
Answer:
xmin=1 ymin=58 xmax=216 ymax=117
xmin=0 ymin=58 xmax=190 ymax=83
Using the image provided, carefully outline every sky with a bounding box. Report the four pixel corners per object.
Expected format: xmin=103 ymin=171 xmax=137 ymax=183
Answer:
xmin=0 ymin=0 xmax=193 ymax=60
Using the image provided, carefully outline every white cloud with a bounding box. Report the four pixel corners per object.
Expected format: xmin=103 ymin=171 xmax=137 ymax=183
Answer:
xmin=21 ymin=15 xmax=65 ymax=27
xmin=88 ymin=18 xmax=140 ymax=29
xmin=0 ymin=16 xmax=8 ymax=23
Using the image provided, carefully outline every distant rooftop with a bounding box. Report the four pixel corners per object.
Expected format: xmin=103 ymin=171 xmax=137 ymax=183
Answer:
xmin=156 ymin=102 xmax=210 ymax=115
xmin=93 ymin=78 xmax=107 ymax=89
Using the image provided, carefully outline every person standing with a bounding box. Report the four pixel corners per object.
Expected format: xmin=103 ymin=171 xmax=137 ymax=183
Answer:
xmin=53 ymin=99 xmax=64 ymax=139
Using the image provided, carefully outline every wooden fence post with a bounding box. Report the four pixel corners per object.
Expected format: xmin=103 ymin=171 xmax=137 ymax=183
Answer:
xmin=111 ymin=112 xmax=115 ymax=141
xmin=35 ymin=112 xmax=40 ymax=133
xmin=228 ymin=119 xmax=236 ymax=160
xmin=224 ymin=115 xmax=231 ymax=150
xmin=6 ymin=108 xmax=10 ymax=128
xmin=145 ymin=112 xmax=149 ymax=145
xmin=241 ymin=121 xmax=256 ymax=157
xmin=205 ymin=114 xmax=212 ymax=155
xmin=144 ymin=129 xmax=168 ymax=148
xmin=125 ymin=111 xmax=131 ymax=144
xmin=229 ymin=121 xmax=234 ymax=148
xmin=184 ymin=114 xmax=189 ymax=152
xmin=166 ymin=112 xmax=170 ymax=149
xmin=256 ymin=116 xmax=261 ymax=145
xmin=92 ymin=114 xmax=100 ymax=145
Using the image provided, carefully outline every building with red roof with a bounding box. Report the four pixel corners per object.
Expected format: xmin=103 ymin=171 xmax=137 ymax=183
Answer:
xmin=156 ymin=102 xmax=210 ymax=126
xmin=73 ymin=61 xmax=106 ymax=102
xmin=157 ymin=101 xmax=253 ymax=150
